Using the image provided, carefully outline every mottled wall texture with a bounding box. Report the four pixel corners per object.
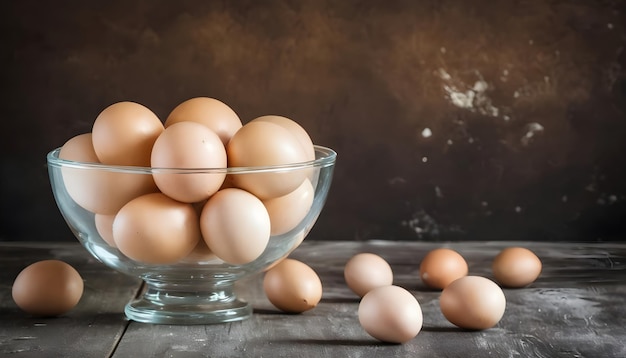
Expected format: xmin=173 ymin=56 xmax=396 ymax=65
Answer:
xmin=1 ymin=0 xmax=625 ymax=242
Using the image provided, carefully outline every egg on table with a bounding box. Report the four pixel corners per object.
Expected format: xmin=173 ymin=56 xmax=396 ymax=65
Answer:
xmin=263 ymin=258 xmax=322 ymax=313
xmin=12 ymin=260 xmax=84 ymax=317
xmin=439 ymin=275 xmax=506 ymax=330
xmin=358 ymin=285 xmax=423 ymax=344
xmin=419 ymin=248 xmax=469 ymax=290
xmin=492 ymin=247 xmax=542 ymax=288
xmin=344 ymin=253 xmax=394 ymax=297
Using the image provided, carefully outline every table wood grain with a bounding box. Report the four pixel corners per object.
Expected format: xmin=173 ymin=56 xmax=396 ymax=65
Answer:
xmin=1 ymin=241 xmax=625 ymax=357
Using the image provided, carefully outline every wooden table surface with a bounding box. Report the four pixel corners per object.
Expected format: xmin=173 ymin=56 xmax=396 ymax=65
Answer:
xmin=1 ymin=240 xmax=625 ymax=357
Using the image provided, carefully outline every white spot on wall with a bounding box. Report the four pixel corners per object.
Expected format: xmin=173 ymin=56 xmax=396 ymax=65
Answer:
xmin=422 ymin=156 xmax=428 ymax=163
xmin=421 ymin=127 xmax=433 ymax=138
xmin=562 ymin=195 xmax=568 ymax=203
xmin=608 ymin=23 xmax=614 ymax=29
xmin=440 ymin=47 xmax=446 ymax=54
xmin=521 ymin=122 xmax=545 ymax=146
xmin=438 ymin=68 xmax=499 ymax=117
xmin=447 ymin=139 xmax=453 ymax=145
xmin=388 ymin=177 xmax=407 ymax=185
xmin=515 ymin=206 xmax=522 ymax=213
xmin=481 ymin=201 xmax=488 ymax=207
xmin=438 ymin=68 xmax=452 ymax=80
xmin=529 ymin=39 xmax=534 ymax=45
xmin=435 ymin=186 xmax=443 ymax=198
xmin=402 ymin=210 xmax=440 ymax=237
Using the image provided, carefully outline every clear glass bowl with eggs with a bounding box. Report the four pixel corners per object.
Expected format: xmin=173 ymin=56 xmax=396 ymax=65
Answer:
xmin=46 ymin=144 xmax=336 ymax=324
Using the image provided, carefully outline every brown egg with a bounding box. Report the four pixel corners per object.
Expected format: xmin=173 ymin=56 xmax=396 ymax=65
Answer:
xmin=164 ymin=97 xmax=242 ymax=145
xmin=200 ymin=188 xmax=271 ymax=265
xmin=226 ymin=121 xmax=309 ymax=199
xmin=492 ymin=247 xmax=542 ymax=288
xmin=358 ymin=285 xmax=423 ymax=343
xmin=440 ymin=276 xmax=506 ymax=330
xmin=151 ymin=121 xmax=227 ymax=203
xmin=12 ymin=260 xmax=84 ymax=316
xmin=113 ymin=193 xmax=200 ymax=264
xmin=59 ymin=133 xmax=158 ymax=214
xmin=263 ymin=258 xmax=322 ymax=313
xmin=419 ymin=248 xmax=468 ymax=289
xmin=344 ymin=253 xmax=394 ymax=297
xmin=251 ymin=115 xmax=315 ymax=161
xmin=92 ymin=101 xmax=164 ymax=166
xmin=263 ymin=178 xmax=314 ymax=236
xmin=94 ymin=213 xmax=116 ymax=247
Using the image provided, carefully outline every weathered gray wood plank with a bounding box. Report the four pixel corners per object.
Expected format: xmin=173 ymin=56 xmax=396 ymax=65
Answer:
xmin=0 ymin=242 xmax=142 ymax=357
xmin=112 ymin=241 xmax=626 ymax=358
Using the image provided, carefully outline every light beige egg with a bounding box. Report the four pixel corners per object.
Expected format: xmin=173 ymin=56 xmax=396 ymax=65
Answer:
xmin=263 ymin=258 xmax=322 ymax=313
xmin=419 ymin=248 xmax=468 ymax=290
xmin=344 ymin=253 xmax=394 ymax=297
xmin=492 ymin=247 xmax=542 ymax=287
xmin=440 ymin=276 xmax=506 ymax=330
xmin=92 ymin=101 xmax=164 ymax=166
xmin=12 ymin=260 xmax=84 ymax=317
xmin=226 ymin=121 xmax=309 ymax=199
xmin=59 ymin=133 xmax=158 ymax=214
xmin=151 ymin=121 xmax=227 ymax=203
xmin=358 ymin=285 xmax=423 ymax=343
xmin=94 ymin=213 xmax=116 ymax=247
xmin=164 ymin=97 xmax=242 ymax=145
xmin=251 ymin=115 xmax=315 ymax=161
xmin=200 ymin=188 xmax=271 ymax=265
xmin=113 ymin=193 xmax=200 ymax=264
xmin=263 ymin=178 xmax=314 ymax=236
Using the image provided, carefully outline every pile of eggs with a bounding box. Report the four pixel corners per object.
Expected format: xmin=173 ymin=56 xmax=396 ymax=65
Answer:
xmin=344 ymin=246 xmax=542 ymax=343
xmin=58 ymin=97 xmax=317 ymax=266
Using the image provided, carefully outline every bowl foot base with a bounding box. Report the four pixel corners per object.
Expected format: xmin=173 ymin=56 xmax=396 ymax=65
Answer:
xmin=124 ymin=282 xmax=253 ymax=324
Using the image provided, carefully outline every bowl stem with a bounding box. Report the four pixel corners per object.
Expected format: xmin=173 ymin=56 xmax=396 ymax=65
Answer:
xmin=125 ymin=278 xmax=252 ymax=324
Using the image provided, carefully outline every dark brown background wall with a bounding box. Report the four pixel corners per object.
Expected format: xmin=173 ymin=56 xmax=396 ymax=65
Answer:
xmin=1 ymin=0 xmax=625 ymax=242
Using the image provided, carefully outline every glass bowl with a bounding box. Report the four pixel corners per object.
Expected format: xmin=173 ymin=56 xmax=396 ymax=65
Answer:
xmin=46 ymin=145 xmax=336 ymax=324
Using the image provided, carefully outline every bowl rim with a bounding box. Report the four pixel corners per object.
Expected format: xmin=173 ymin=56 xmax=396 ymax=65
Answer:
xmin=47 ymin=145 xmax=337 ymax=174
